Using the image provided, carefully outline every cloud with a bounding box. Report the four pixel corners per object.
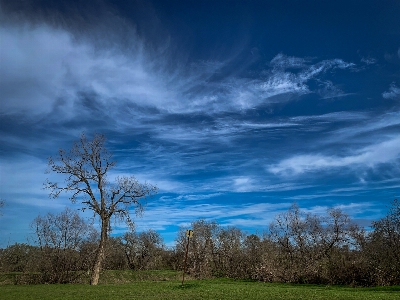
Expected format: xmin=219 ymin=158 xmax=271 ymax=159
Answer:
xmin=1 ymin=16 xmax=358 ymax=125
xmin=0 ymin=20 xmax=186 ymax=119
xmin=327 ymin=111 xmax=400 ymax=144
xmin=176 ymin=193 xmax=223 ymax=201
xmin=132 ymin=200 xmax=293 ymax=232
xmin=291 ymin=111 xmax=369 ymax=122
xmin=260 ymin=55 xmax=356 ymax=102
xmin=361 ymin=57 xmax=377 ymax=65
xmin=302 ymin=202 xmax=376 ymax=217
xmin=270 ymin=53 xmax=309 ymax=69
xmin=241 ymin=122 xmax=299 ymax=128
xmin=383 ymin=83 xmax=400 ymax=99
xmin=317 ymin=80 xmax=353 ymax=100
xmin=0 ymin=24 xmax=78 ymax=116
xmin=268 ymin=136 xmax=400 ymax=175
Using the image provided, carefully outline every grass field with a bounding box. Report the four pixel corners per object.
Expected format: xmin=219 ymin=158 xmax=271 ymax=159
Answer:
xmin=1 ymin=271 xmax=399 ymax=300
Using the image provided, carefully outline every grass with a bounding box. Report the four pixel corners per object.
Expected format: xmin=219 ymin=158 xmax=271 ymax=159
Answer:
xmin=1 ymin=271 xmax=399 ymax=300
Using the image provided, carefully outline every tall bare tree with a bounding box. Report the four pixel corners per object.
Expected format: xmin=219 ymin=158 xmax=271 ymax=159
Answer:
xmin=45 ymin=133 xmax=157 ymax=285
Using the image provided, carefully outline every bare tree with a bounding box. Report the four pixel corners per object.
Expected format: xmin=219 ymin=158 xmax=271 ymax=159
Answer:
xmin=267 ymin=204 xmax=358 ymax=283
xmin=175 ymin=220 xmax=220 ymax=279
xmin=32 ymin=207 xmax=98 ymax=283
xmin=121 ymin=229 xmax=165 ymax=270
xmin=367 ymin=199 xmax=400 ymax=285
xmin=33 ymin=207 xmax=96 ymax=251
xmin=0 ymin=198 xmax=4 ymax=216
xmin=45 ymin=133 xmax=157 ymax=285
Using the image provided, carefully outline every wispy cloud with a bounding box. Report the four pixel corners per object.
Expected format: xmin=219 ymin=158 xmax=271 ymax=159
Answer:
xmin=383 ymin=83 xmax=400 ymax=99
xmin=361 ymin=57 xmax=377 ymax=65
xmin=268 ymin=136 xmax=400 ymax=175
xmin=176 ymin=193 xmax=223 ymax=201
xmin=1 ymin=18 xmax=357 ymax=125
xmin=131 ymin=200 xmax=293 ymax=232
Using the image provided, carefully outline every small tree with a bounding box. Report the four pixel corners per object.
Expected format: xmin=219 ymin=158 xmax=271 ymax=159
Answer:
xmin=267 ymin=203 xmax=358 ymax=284
xmin=32 ymin=207 xmax=98 ymax=283
xmin=45 ymin=133 xmax=157 ymax=285
xmin=122 ymin=229 xmax=165 ymax=270
xmin=176 ymin=220 xmax=219 ymax=279
xmin=368 ymin=199 xmax=400 ymax=285
xmin=0 ymin=198 xmax=4 ymax=216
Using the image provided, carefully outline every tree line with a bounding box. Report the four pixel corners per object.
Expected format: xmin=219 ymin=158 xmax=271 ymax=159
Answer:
xmin=0 ymin=200 xmax=399 ymax=286
xmin=0 ymin=133 xmax=398 ymax=286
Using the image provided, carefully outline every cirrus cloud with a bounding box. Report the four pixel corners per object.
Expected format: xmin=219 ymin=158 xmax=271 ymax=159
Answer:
xmin=268 ymin=136 xmax=400 ymax=175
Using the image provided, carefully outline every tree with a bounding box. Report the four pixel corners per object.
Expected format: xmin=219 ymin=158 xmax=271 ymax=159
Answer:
xmin=31 ymin=207 xmax=98 ymax=283
xmin=214 ymin=227 xmax=245 ymax=278
xmin=367 ymin=199 xmax=400 ymax=285
xmin=45 ymin=133 xmax=157 ymax=285
xmin=121 ymin=229 xmax=165 ymax=270
xmin=267 ymin=204 xmax=359 ymax=284
xmin=0 ymin=243 xmax=39 ymax=273
xmin=175 ymin=220 xmax=220 ymax=278
xmin=0 ymin=198 xmax=4 ymax=216
xmin=33 ymin=207 xmax=97 ymax=251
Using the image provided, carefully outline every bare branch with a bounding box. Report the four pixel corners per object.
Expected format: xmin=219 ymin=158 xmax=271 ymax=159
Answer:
xmin=44 ymin=132 xmax=157 ymax=285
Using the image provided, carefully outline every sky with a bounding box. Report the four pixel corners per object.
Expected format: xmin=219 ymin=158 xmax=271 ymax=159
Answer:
xmin=1 ymin=0 xmax=400 ymax=248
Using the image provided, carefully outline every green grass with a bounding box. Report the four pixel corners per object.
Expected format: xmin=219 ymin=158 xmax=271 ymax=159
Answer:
xmin=1 ymin=271 xmax=399 ymax=300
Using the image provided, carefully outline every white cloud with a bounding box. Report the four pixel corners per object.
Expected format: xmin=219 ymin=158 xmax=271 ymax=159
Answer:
xmin=302 ymin=202 xmax=375 ymax=216
xmin=383 ymin=83 xmax=400 ymax=99
xmin=1 ymin=24 xmax=77 ymax=115
xmin=270 ymin=53 xmax=309 ymax=69
xmin=317 ymin=80 xmax=353 ymax=99
xmin=1 ymin=20 xmax=358 ymax=121
xmin=132 ymin=200 xmax=292 ymax=233
xmin=264 ymin=183 xmax=315 ymax=192
xmin=176 ymin=193 xmax=223 ymax=201
xmin=268 ymin=136 xmax=400 ymax=175
xmin=361 ymin=57 xmax=377 ymax=65
xmin=327 ymin=111 xmax=400 ymax=144
xmin=0 ymin=22 xmax=178 ymax=118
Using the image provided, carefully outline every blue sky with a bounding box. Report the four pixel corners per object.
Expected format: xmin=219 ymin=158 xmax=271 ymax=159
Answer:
xmin=1 ymin=0 xmax=400 ymax=247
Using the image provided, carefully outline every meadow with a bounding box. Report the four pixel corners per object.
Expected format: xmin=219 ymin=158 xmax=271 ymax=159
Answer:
xmin=1 ymin=271 xmax=399 ymax=300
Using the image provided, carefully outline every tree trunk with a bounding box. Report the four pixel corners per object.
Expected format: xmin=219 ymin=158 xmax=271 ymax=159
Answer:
xmin=90 ymin=218 xmax=108 ymax=285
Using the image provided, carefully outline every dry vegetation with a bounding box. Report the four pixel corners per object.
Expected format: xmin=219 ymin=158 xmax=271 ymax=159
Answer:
xmin=1 ymin=200 xmax=399 ymax=286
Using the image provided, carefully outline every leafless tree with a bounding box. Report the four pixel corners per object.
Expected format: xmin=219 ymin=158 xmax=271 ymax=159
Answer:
xmin=0 ymin=198 xmax=4 ymax=216
xmin=367 ymin=199 xmax=400 ymax=285
xmin=214 ymin=227 xmax=245 ymax=278
xmin=33 ymin=207 xmax=96 ymax=251
xmin=175 ymin=220 xmax=219 ymax=278
xmin=121 ymin=229 xmax=165 ymax=270
xmin=267 ymin=204 xmax=359 ymax=283
xmin=45 ymin=133 xmax=157 ymax=285
xmin=32 ymin=207 xmax=98 ymax=283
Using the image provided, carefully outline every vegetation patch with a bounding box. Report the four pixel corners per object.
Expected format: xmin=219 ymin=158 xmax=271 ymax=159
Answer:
xmin=1 ymin=277 xmax=399 ymax=300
